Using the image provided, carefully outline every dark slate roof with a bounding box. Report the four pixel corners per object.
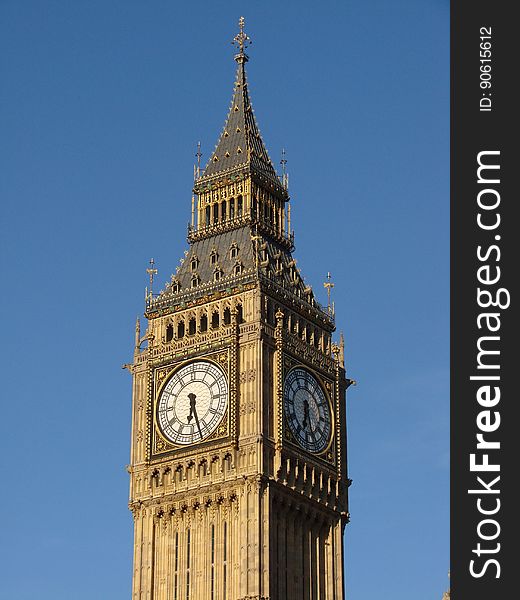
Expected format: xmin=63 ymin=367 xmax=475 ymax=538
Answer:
xmin=169 ymin=226 xmax=309 ymax=294
xmin=200 ymin=59 xmax=279 ymax=184
xmin=152 ymin=226 xmax=322 ymax=314
xmin=175 ymin=226 xmax=256 ymax=288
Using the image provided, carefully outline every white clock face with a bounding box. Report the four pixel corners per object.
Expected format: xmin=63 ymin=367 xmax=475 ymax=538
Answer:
xmin=284 ymin=367 xmax=332 ymax=454
xmin=157 ymin=360 xmax=228 ymax=445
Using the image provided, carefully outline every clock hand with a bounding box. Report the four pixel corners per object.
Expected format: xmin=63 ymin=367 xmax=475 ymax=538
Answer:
xmin=302 ymin=398 xmax=310 ymax=429
xmin=187 ymin=393 xmax=203 ymax=438
xmin=187 ymin=392 xmax=196 ymax=423
xmin=193 ymin=408 xmax=203 ymax=439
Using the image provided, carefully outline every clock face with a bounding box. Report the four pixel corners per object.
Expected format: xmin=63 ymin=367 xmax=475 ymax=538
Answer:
xmin=284 ymin=367 xmax=332 ymax=454
xmin=157 ymin=360 xmax=228 ymax=446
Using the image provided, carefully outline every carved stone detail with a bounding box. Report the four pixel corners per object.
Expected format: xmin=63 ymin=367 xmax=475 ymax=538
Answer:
xmin=239 ymin=368 xmax=256 ymax=383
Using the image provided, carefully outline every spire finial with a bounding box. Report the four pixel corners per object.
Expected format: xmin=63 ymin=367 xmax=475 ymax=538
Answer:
xmin=232 ymin=16 xmax=251 ymax=62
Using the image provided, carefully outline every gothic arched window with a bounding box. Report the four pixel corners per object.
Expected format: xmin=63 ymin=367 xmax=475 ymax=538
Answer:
xmin=170 ymin=276 xmax=181 ymax=293
xmin=188 ymin=318 xmax=196 ymax=336
xmin=223 ymin=307 xmax=231 ymax=326
xmin=236 ymin=303 xmax=244 ymax=323
xmin=186 ymin=529 xmax=191 ymax=598
xmin=210 ymin=524 xmax=215 ymax=600
xmin=174 ymin=532 xmax=179 ymax=599
xmin=223 ymin=521 xmax=228 ymax=596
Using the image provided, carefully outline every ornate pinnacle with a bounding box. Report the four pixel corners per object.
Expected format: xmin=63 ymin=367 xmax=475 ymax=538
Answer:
xmin=280 ymin=148 xmax=289 ymax=190
xmin=146 ymin=258 xmax=158 ymax=299
xmin=195 ymin=141 xmax=202 ymax=180
xmin=324 ymin=272 xmax=335 ymax=315
xmin=134 ymin=316 xmax=141 ymax=350
xmin=232 ymin=16 xmax=251 ymax=62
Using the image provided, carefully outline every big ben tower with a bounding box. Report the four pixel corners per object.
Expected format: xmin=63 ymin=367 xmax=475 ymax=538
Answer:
xmin=127 ymin=18 xmax=352 ymax=600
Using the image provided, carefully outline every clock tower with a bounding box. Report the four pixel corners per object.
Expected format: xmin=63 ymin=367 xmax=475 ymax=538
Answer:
xmin=127 ymin=18 xmax=352 ymax=600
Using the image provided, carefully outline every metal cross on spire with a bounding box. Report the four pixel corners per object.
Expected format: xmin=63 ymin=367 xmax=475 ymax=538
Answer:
xmin=232 ymin=16 xmax=251 ymax=60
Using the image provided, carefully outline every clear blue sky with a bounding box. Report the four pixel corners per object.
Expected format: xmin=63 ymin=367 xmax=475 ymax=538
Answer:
xmin=0 ymin=1 xmax=449 ymax=599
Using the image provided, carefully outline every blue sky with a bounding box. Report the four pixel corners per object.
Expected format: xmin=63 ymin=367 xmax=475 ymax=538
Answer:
xmin=0 ymin=1 xmax=449 ymax=599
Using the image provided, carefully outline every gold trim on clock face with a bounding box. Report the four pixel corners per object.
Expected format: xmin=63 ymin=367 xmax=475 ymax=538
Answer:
xmin=283 ymin=367 xmax=332 ymax=454
xmin=156 ymin=360 xmax=228 ymax=446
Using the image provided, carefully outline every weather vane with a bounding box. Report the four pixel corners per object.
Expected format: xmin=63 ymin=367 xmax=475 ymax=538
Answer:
xmin=232 ymin=16 xmax=252 ymax=57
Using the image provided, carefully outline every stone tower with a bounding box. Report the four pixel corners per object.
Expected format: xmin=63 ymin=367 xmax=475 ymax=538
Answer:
xmin=127 ymin=18 xmax=352 ymax=600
